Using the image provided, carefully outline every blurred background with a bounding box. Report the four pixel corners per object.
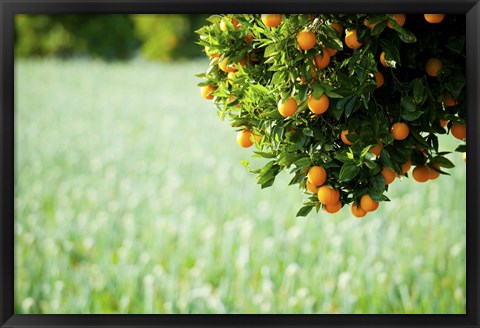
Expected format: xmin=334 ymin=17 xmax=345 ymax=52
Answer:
xmin=14 ymin=14 xmax=466 ymax=314
xmin=15 ymin=14 xmax=208 ymax=61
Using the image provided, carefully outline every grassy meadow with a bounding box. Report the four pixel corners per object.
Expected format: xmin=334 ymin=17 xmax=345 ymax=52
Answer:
xmin=14 ymin=59 xmax=466 ymax=314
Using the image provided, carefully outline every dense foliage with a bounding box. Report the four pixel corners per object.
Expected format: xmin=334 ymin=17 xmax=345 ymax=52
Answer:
xmin=197 ymin=14 xmax=466 ymax=217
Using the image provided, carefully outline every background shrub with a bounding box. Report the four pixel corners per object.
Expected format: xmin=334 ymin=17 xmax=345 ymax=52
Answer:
xmin=14 ymin=14 xmax=208 ymax=61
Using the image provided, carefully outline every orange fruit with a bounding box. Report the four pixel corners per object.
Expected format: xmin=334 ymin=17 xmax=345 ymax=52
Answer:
xmin=374 ymin=71 xmax=384 ymax=88
xmin=237 ymin=129 xmax=253 ymax=148
xmin=463 ymin=152 xmax=466 ymax=163
xmin=412 ymin=165 xmax=431 ymax=182
xmin=308 ymin=93 xmax=330 ymax=115
xmin=381 ymin=167 xmax=397 ymax=185
xmin=219 ymin=57 xmax=237 ymax=73
xmin=387 ymin=14 xmax=406 ymax=28
xmin=428 ymin=163 xmax=441 ymax=180
xmin=331 ymin=22 xmax=344 ymax=35
xmin=370 ymin=143 xmax=383 ymax=157
xmin=360 ymin=194 xmax=379 ymax=212
xmin=325 ymin=48 xmax=337 ymax=56
xmin=307 ymin=166 xmax=327 ymax=187
xmin=297 ymin=30 xmax=316 ymax=50
xmin=425 ymin=58 xmax=443 ymax=77
xmin=317 ymin=185 xmax=340 ymax=205
xmin=391 ymin=122 xmax=410 ymax=140
xmin=278 ymin=97 xmax=298 ymax=117
xmin=314 ymin=51 xmax=331 ymax=69
xmin=306 ymin=180 xmax=320 ymax=193
xmin=244 ymin=33 xmax=254 ymax=44
xmin=401 ymin=160 xmax=412 ymax=173
xmin=439 ymin=120 xmax=448 ymax=127
xmin=451 ymin=124 xmax=466 ymax=140
xmin=220 ymin=17 xmax=240 ymax=31
xmin=324 ymin=201 xmax=343 ymax=214
xmin=380 ymin=52 xmax=390 ymax=67
xmin=351 ymin=202 xmax=367 ymax=218
xmin=424 ymin=14 xmax=445 ymax=23
xmin=340 ymin=130 xmax=354 ymax=145
xmin=201 ymin=84 xmax=216 ymax=100
xmin=345 ymin=30 xmax=362 ymax=50
xmin=261 ymin=14 xmax=282 ymax=28
xmin=443 ymin=92 xmax=458 ymax=107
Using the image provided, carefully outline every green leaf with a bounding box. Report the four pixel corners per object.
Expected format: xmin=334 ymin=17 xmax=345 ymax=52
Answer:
xmin=379 ymin=39 xmax=401 ymax=67
xmin=344 ymin=95 xmax=357 ymax=118
xmin=302 ymin=128 xmax=314 ymax=137
xmin=279 ymin=153 xmax=304 ymax=166
xmin=446 ymin=73 xmax=465 ymax=99
xmin=334 ymin=152 xmax=352 ymax=163
xmin=455 ymin=144 xmax=466 ymax=152
xmin=313 ymin=83 xmax=324 ymax=99
xmin=364 ymin=159 xmax=377 ymax=169
xmin=371 ymin=20 xmax=388 ymax=36
xmin=380 ymin=148 xmax=394 ymax=169
xmin=260 ymin=178 xmax=276 ymax=189
xmin=361 ymin=145 xmax=372 ymax=158
xmin=251 ymin=84 xmax=270 ymax=94
xmin=398 ymin=30 xmax=417 ymax=43
xmin=271 ymin=70 xmax=285 ymax=85
xmin=258 ymin=162 xmax=280 ymax=187
xmin=336 ymin=94 xmax=353 ymax=109
xmin=401 ymin=96 xmax=416 ymax=112
xmin=432 ymin=156 xmax=455 ymax=168
xmin=411 ymin=79 xmax=427 ymax=105
xmin=331 ymin=104 xmax=344 ymax=120
xmin=252 ymin=151 xmax=277 ymax=159
xmin=410 ymin=129 xmax=430 ymax=148
xmin=401 ymin=111 xmax=423 ymax=121
xmin=339 ymin=163 xmax=361 ymax=182
xmin=296 ymin=206 xmax=313 ymax=217
xmin=264 ymin=43 xmax=278 ymax=57
xmin=370 ymin=174 xmax=386 ymax=195
xmin=446 ymin=35 xmax=465 ymax=55
xmin=289 ymin=172 xmax=304 ymax=185
xmin=389 ymin=22 xmax=417 ymax=43
xmin=259 ymin=160 xmax=276 ymax=174
xmin=324 ymin=90 xmax=344 ymax=99
xmin=293 ymin=157 xmax=311 ymax=167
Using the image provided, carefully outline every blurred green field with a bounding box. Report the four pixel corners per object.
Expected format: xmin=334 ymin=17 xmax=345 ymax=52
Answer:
xmin=14 ymin=59 xmax=466 ymax=314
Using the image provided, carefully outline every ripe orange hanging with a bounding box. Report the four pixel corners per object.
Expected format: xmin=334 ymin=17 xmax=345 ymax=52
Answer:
xmin=424 ymin=14 xmax=445 ymax=23
xmin=297 ymin=30 xmax=316 ymax=50
xmin=317 ymin=186 xmax=340 ymax=205
xmin=360 ymin=194 xmax=379 ymax=212
xmin=278 ymin=97 xmax=298 ymax=117
xmin=308 ymin=94 xmax=330 ymax=115
xmin=391 ymin=122 xmax=410 ymax=140
xmin=345 ymin=30 xmax=362 ymax=50
xmin=261 ymin=14 xmax=282 ymax=28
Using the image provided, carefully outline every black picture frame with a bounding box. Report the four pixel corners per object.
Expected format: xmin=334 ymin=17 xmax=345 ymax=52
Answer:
xmin=1 ymin=1 xmax=479 ymax=327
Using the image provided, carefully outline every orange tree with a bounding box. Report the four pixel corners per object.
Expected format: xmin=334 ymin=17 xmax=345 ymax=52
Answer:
xmin=196 ymin=14 xmax=466 ymax=217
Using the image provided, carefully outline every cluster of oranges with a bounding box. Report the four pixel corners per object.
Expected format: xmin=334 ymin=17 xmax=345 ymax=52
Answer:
xmin=198 ymin=14 xmax=466 ymax=217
